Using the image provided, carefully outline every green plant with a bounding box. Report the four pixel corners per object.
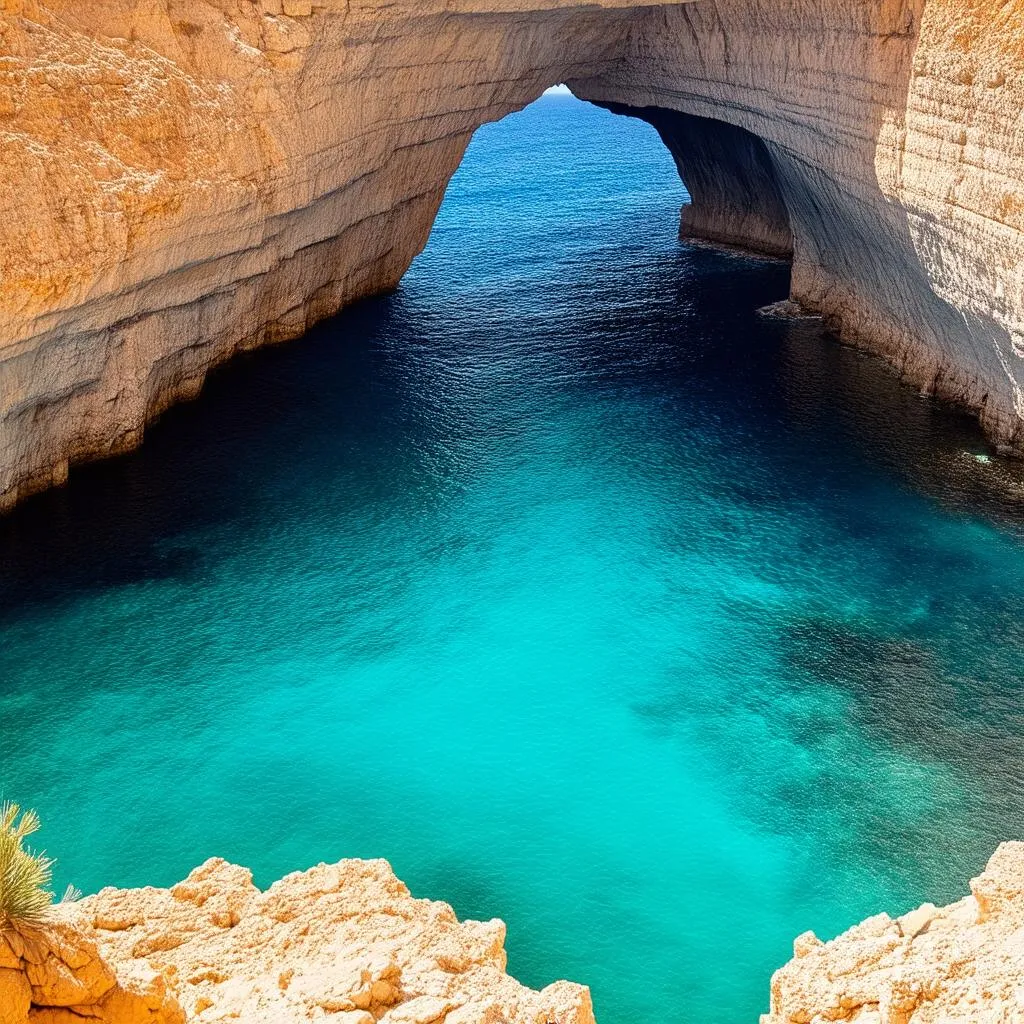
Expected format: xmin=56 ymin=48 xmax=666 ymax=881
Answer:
xmin=0 ymin=802 xmax=78 ymax=930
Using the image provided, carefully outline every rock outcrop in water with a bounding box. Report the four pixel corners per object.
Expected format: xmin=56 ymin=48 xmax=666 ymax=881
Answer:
xmin=763 ymin=842 xmax=1024 ymax=1024
xmin=0 ymin=857 xmax=593 ymax=1023
xmin=1 ymin=0 xmax=1023 ymax=511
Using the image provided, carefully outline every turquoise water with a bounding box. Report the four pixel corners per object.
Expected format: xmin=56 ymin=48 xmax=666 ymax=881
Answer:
xmin=3 ymin=95 xmax=1024 ymax=1022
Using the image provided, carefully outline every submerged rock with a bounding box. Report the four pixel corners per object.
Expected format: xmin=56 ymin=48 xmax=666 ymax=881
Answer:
xmin=756 ymin=300 xmax=824 ymax=320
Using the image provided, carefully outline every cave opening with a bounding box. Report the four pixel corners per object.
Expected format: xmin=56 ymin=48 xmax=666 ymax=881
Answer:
xmin=431 ymin=88 xmax=797 ymax=286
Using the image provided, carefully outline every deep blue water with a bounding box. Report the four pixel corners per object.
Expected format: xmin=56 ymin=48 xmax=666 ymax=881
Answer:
xmin=3 ymin=95 xmax=1024 ymax=1023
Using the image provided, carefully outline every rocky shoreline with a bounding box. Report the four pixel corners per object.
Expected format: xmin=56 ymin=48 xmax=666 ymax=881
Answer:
xmin=5 ymin=845 xmax=1024 ymax=1023
xmin=764 ymin=843 xmax=1024 ymax=1024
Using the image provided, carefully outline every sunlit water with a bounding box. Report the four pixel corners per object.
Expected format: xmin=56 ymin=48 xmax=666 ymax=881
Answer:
xmin=3 ymin=95 xmax=1024 ymax=1023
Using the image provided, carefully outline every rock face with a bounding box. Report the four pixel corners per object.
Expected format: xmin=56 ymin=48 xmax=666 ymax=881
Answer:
xmin=0 ymin=916 xmax=185 ymax=1023
xmin=577 ymin=0 xmax=1024 ymax=453
xmin=763 ymin=842 xmax=1024 ymax=1024
xmin=1 ymin=857 xmax=594 ymax=1023
xmin=618 ymin=106 xmax=795 ymax=259
xmin=1 ymin=0 xmax=1023 ymax=511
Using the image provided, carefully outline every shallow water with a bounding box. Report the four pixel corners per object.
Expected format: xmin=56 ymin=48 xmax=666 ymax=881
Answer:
xmin=3 ymin=95 xmax=1024 ymax=1023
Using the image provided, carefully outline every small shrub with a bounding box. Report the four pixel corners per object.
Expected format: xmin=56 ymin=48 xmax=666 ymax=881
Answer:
xmin=0 ymin=802 xmax=78 ymax=930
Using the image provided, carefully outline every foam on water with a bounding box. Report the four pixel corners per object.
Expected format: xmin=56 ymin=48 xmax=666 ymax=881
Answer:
xmin=3 ymin=96 xmax=1024 ymax=1023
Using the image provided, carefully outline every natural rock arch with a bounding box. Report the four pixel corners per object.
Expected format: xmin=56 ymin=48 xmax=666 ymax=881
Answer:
xmin=605 ymin=104 xmax=795 ymax=259
xmin=1 ymin=0 xmax=1022 ymax=512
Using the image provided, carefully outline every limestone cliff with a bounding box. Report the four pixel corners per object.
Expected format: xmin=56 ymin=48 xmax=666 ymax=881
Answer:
xmin=0 ymin=857 xmax=594 ymax=1024
xmin=577 ymin=0 xmax=1024 ymax=454
xmin=763 ymin=842 xmax=1024 ymax=1024
xmin=1 ymin=0 xmax=1023 ymax=510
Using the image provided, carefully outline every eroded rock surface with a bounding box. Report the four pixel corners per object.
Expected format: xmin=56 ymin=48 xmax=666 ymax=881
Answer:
xmin=0 ymin=914 xmax=183 ymax=1024
xmin=9 ymin=846 xmax=1024 ymax=1023
xmin=1 ymin=0 xmax=1023 ymax=511
xmin=2 ymin=857 xmax=593 ymax=1024
xmin=578 ymin=0 xmax=1024 ymax=453
xmin=763 ymin=842 xmax=1024 ymax=1024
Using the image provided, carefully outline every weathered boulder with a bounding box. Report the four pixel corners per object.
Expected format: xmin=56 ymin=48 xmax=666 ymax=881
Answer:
xmin=0 ymin=915 xmax=183 ymax=1023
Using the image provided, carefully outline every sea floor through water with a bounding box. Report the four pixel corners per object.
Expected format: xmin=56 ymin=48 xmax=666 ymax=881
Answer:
xmin=3 ymin=95 xmax=1024 ymax=1023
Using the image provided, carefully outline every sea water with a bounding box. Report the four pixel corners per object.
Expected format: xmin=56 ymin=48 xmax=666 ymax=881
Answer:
xmin=3 ymin=95 xmax=1024 ymax=1023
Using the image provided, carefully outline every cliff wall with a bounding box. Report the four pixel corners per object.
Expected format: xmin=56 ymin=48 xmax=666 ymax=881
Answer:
xmin=1 ymin=0 xmax=1023 ymax=510
xmin=577 ymin=0 xmax=1024 ymax=453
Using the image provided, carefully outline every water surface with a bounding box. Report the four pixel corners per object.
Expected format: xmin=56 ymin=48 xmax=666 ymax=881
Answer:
xmin=3 ymin=95 xmax=1024 ymax=1023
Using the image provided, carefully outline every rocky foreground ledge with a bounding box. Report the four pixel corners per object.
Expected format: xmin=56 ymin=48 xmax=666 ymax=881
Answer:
xmin=5 ymin=846 xmax=1024 ymax=1023
xmin=764 ymin=842 xmax=1024 ymax=1024
xmin=0 ymin=857 xmax=593 ymax=1024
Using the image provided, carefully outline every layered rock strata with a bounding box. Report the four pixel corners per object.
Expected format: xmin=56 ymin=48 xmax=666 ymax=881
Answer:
xmin=1 ymin=857 xmax=594 ymax=1024
xmin=611 ymin=106 xmax=795 ymax=259
xmin=576 ymin=0 xmax=1024 ymax=450
xmin=763 ymin=842 xmax=1024 ymax=1024
xmin=1 ymin=0 xmax=1023 ymax=511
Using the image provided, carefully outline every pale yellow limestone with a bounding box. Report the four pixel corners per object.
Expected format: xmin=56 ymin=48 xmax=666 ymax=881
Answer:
xmin=763 ymin=842 xmax=1024 ymax=1024
xmin=0 ymin=857 xmax=593 ymax=1024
